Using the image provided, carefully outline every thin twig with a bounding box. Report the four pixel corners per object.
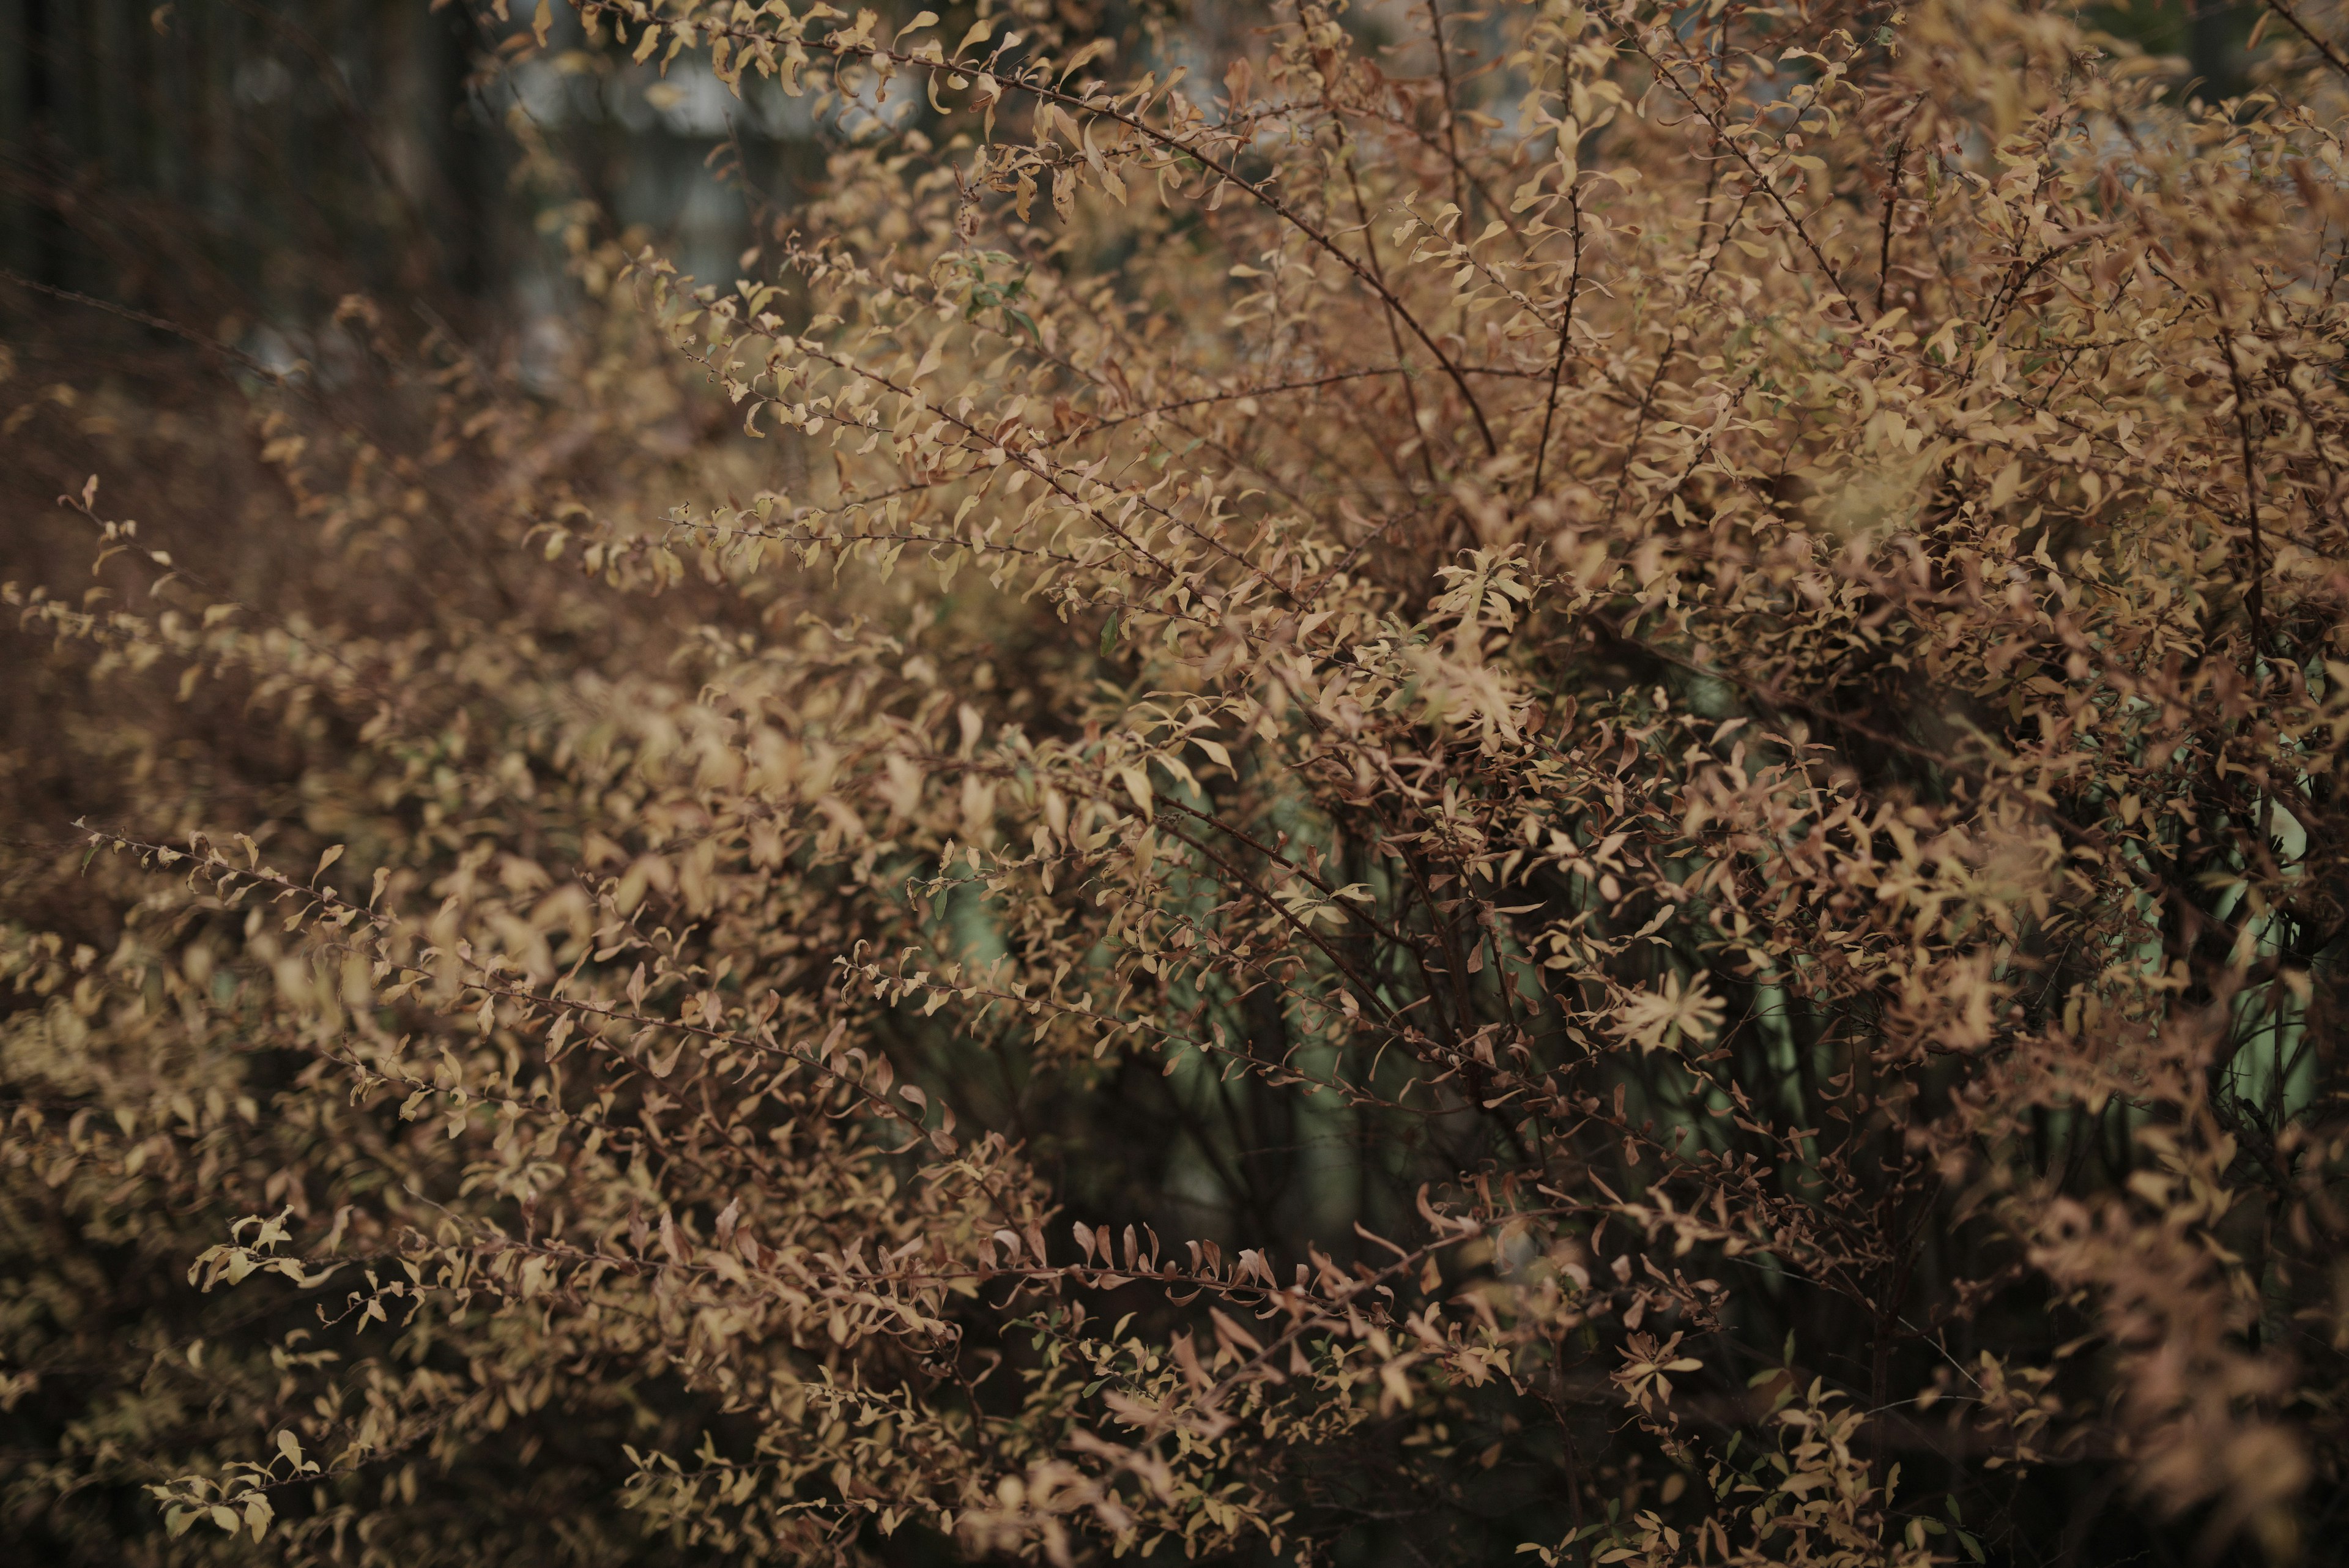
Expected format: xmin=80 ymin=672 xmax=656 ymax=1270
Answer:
xmin=0 ymin=269 xmax=288 ymax=382
xmin=1876 ymin=138 xmax=1908 ymax=317
xmin=2217 ymin=318 xmax=2273 ymax=660
xmin=1624 ymin=29 xmax=1857 ymax=323
xmin=2260 ymin=0 xmax=2349 ymax=83
xmin=1426 ymin=0 xmax=1471 ymax=223
xmin=1531 ymin=188 xmax=1585 ymax=499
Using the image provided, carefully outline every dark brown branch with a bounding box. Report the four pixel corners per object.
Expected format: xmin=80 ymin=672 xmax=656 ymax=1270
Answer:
xmin=2261 ymin=0 xmax=2349 ymax=83
xmin=1531 ymin=188 xmax=1586 ymax=499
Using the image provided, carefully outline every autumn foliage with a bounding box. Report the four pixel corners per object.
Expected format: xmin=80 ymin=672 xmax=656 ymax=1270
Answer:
xmin=7 ymin=1 xmax=2349 ymax=1563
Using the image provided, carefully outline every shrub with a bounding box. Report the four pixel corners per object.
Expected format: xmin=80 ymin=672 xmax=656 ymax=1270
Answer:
xmin=6 ymin=1 xmax=2349 ymax=1563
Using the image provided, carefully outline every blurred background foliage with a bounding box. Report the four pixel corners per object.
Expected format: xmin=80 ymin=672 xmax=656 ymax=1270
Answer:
xmin=0 ymin=0 xmax=2273 ymax=304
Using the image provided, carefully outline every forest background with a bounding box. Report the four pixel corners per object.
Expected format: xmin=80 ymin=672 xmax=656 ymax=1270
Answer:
xmin=5 ymin=1 xmax=2349 ymax=1566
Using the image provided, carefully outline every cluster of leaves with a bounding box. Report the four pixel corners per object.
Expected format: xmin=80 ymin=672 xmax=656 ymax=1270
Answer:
xmin=7 ymin=0 xmax=2349 ymax=1563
